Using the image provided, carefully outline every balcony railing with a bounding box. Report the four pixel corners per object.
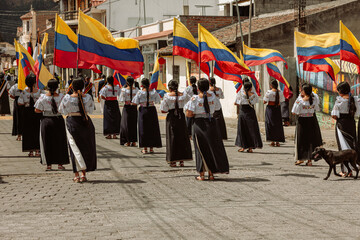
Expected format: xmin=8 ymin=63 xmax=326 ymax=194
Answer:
xmin=63 ymin=10 xmax=78 ymax=21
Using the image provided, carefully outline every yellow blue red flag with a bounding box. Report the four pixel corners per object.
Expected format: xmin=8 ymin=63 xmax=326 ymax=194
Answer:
xmin=15 ymin=40 xmax=35 ymax=90
xmin=34 ymin=33 xmax=53 ymax=89
xmin=243 ymin=44 xmax=288 ymax=69
xmin=340 ymin=21 xmax=360 ymax=66
xmin=303 ymin=58 xmax=340 ymax=82
xmin=78 ymin=11 xmax=143 ymax=77
xmin=113 ymin=71 xmax=127 ymax=87
xmin=266 ymin=62 xmax=292 ymax=98
xmin=150 ymin=54 xmax=168 ymax=93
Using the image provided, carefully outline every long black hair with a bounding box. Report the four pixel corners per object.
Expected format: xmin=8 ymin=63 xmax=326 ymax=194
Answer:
xmin=168 ymin=80 xmax=180 ymax=118
xmin=72 ymin=78 xmax=88 ymax=122
xmin=270 ymin=79 xmax=279 ymax=106
xmin=244 ymin=81 xmax=252 ymax=99
xmin=47 ymin=79 xmax=59 ymax=114
xmin=25 ymin=73 xmax=36 ymax=107
xmin=126 ymin=76 xmax=134 ymax=101
xmin=302 ymin=84 xmax=313 ymax=105
xmin=141 ymin=78 xmax=150 ymax=107
xmin=337 ymin=81 xmax=356 ymax=117
xmin=198 ymin=78 xmax=210 ymax=114
xmin=209 ymin=77 xmax=217 ymax=96
xmin=189 ymin=76 xmax=197 ymax=95
xmin=107 ymin=76 xmax=115 ymax=95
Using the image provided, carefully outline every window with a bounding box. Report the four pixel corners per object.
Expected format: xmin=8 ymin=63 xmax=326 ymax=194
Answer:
xmin=173 ymin=65 xmax=180 ymax=82
xmin=26 ymin=21 xmax=30 ymax=32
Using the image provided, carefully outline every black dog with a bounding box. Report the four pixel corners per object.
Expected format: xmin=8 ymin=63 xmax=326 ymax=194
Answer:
xmin=311 ymin=147 xmax=359 ymax=180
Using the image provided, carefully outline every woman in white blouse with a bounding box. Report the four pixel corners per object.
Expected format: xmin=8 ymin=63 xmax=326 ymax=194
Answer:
xmin=160 ymin=80 xmax=192 ymax=167
xmin=331 ymin=82 xmax=357 ymax=176
xmin=119 ymin=76 xmax=139 ymax=146
xmin=209 ymin=77 xmax=227 ymax=140
xmin=99 ymin=76 xmax=121 ymax=139
xmin=59 ymin=78 xmax=97 ymax=183
xmin=18 ymin=74 xmax=42 ymax=157
xmin=184 ymin=76 xmax=198 ymax=137
xmin=185 ymin=78 xmax=229 ymax=181
xmin=235 ymin=80 xmax=262 ymax=153
xmin=9 ymin=81 xmax=23 ymax=140
xmin=292 ymin=84 xmax=322 ymax=166
xmin=263 ymin=79 xmax=285 ymax=147
xmin=34 ymin=79 xmax=69 ymax=171
xmin=132 ymin=78 xmax=162 ymax=154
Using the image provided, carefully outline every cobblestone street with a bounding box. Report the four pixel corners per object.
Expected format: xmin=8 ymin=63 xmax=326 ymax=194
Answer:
xmin=1 ymin=103 xmax=360 ymax=240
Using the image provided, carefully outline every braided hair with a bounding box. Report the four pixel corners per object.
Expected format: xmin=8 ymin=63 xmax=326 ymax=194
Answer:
xmin=126 ymin=76 xmax=134 ymax=101
xmin=198 ymin=78 xmax=210 ymax=115
xmin=25 ymin=73 xmax=36 ymax=107
xmin=270 ymin=79 xmax=280 ymax=106
xmin=47 ymin=79 xmax=59 ymax=114
xmin=302 ymin=84 xmax=313 ymax=105
xmin=244 ymin=81 xmax=253 ymax=106
xmin=141 ymin=78 xmax=150 ymax=107
xmin=168 ymin=80 xmax=180 ymax=118
xmin=189 ymin=76 xmax=198 ymax=95
xmin=209 ymin=77 xmax=217 ymax=96
xmin=72 ymin=78 xmax=88 ymax=122
xmin=337 ymin=81 xmax=356 ymax=117
xmin=107 ymin=76 xmax=115 ymax=96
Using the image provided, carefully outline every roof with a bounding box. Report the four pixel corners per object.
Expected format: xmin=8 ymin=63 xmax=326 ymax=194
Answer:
xmin=20 ymin=12 xmax=33 ymax=20
xmin=134 ymin=30 xmax=173 ymax=41
xmin=92 ymin=0 xmax=107 ymax=7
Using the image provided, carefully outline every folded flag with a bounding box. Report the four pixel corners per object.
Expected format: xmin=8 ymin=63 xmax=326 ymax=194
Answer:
xmin=14 ymin=38 xmax=19 ymax=67
xmin=234 ymin=81 xmax=242 ymax=93
xmin=303 ymin=58 xmax=340 ymax=82
xmin=295 ymin=31 xmax=340 ymax=64
xmin=78 ymin=11 xmax=143 ymax=76
xmin=150 ymin=54 xmax=169 ymax=93
xmin=15 ymin=40 xmax=36 ymax=90
xmin=54 ymin=14 xmax=100 ymax=73
xmin=198 ymin=24 xmax=253 ymax=76
xmin=266 ymin=62 xmax=292 ymax=99
xmin=34 ymin=33 xmax=53 ymax=89
xmin=113 ymin=71 xmax=127 ymax=87
xmin=340 ymin=21 xmax=360 ymax=66
xmin=243 ymin=44 xmax=288 ymax=69
xmin=27 ymin=41 xmax=33 ymax=56
xmin=214 ymin=62 xmax=243 ymax=83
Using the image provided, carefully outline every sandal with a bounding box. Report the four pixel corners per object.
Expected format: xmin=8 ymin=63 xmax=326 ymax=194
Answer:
xmin=179 ymin=161 xmax=184 ymax=167
xmin=269 ymin=142 xmax=275 ymax=147
xmin=276 ymin=143 xmax=280 ymax=147
xmin=73 ymin=176 xmax=81 ymax=183
xmin=28 ymin=152 xmax=34 ymax=157
xmin=195 ymin=176 xmax=205 ymax=181
xmin=209 ymin=175 xmax=215 ymax=181
xmin=80 ymin=176 xmax=87 ymax=183
xmin=35 ymin=152 xmax=41 ymax=157
xmin=105 ymin=135 xmax=112 ymax=139
xmin=306 ymin=161 xmax=312 ymax=166
xmin=131 ymin=142 xmax=137 ymax=147
xmin=141 ymin=149 xmax=148 ymax=154
xmin=16 ymin=136 xmax=21 ymax=141
xmin=247 ymin=149 xmax=253 ymax=153
xmin=124 ymin=142 xmax=131 ymax=147
xmin=339 ymin=172 xmax=347 ymax=177
xmin=347 ymin=172 xmax=353 ymax=178
xmin=149 ymin=149 xmax=154 ymax=154
xmin=295 ymin=160 xmax=304 ymax=165
xmin=170 ymin=162 xmax=176 ymax=167
xmin=112 ymin=135 xmax=118 ymax=139
xmin=238 ymin=148 xmax=245 ymax=152
xmin=46 ymin=165 xmax=52 ymax=171
xmin=58 ymin=165 xmax=65 ymax=170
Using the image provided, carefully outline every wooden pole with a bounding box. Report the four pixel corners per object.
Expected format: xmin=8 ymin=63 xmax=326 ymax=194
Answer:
xmin=248 ymin=0 xmax=253 ymax=47
xmin=235 ymin=0 xmax=244 ymax=55
xmin=198 ymin=23 xmax=201 ymax=80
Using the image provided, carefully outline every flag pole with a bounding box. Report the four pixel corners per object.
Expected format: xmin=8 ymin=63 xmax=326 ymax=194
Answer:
xmin=198 ymin=23 xmax=201 ymax=80
xmin=76 ymin=9 xmax=80 ymax=78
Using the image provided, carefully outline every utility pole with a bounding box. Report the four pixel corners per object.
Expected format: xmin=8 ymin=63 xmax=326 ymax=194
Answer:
xmin=248 ymin=0 xmax=253 ymax=47
xmin=109 ymin=0 xmax=111 ymax=28
xmin=143 ymin=0 xmax=146 ymax=24
xmin=235 ymin=0 xmax=244 ymax=55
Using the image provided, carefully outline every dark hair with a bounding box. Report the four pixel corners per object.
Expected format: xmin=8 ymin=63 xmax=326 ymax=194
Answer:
xmin=107 ymin=76 xmax=115 ymax=96
xmin=0 ymin=72 xmax=4 ymax=80
xmin=47 ymin=79 xmax=59 ymax=114
xmin=168 ymin=80 xmax=180 ymax=118
xmin=270 ymin=79 xmax=280 ymax=106
xmin=25 ymin=73 xmax=36 ymax=107
xmin=141 ymin=78 xmax=150 ymax=107
xmin=101 ymin=74 xmax=106 ymax=79
xmin=134 ymin=81 xmax=140 ymax=89
xmin=72 ymin=78 xmax=88 ymax=122
xmin=302 ymin=84 xmax=313 ymax=105
xmin=126 ymin=76 xmax=135 ymax=101
xmin=243 ymin=77 xmax=250 ymax=84
xmin=190 ymin=76 xmax=197 ymax=95
xmin=198 ymin=78 xmax=210 ymax=114
xmin=209 ymin=77 xmax=217 ymax=96
xmin=69 ymin=75 xmax=73 ymax=79
xmin=337 ymin=81 xmax=356 ymax=117
xmin=244 ymin=81 xmax=253 ymax=101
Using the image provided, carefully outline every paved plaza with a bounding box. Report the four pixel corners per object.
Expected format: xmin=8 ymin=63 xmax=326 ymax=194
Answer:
xmin=1 ymin=103 xmax=360 ymax=240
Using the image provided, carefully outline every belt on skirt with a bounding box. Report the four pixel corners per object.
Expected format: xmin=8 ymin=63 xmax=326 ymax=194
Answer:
xmin=267 ymin=101 xmax=280 ymax=106
xmin=67 ymin=112 xmax=85 ymax=117
xmin=194 ymin=114 xmax=213 ymax=119
xmin=105 ymin=97 xmax=118 ymax=101
xmin=139 ymin=102 xmax=155 ymax=107
xmin=43 ymin=111 xmax=62 ymax=117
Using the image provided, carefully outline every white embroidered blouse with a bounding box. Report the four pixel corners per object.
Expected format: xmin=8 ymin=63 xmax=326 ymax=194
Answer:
xmin=184 ymin=94 xmax=221 ymax=117
xmin=58 ymin=94 xmax=94 ymax=115
xmin=132 ymin=89 xmax=161 ymax=106
xmin=208 ymin=88 xmax=224 ymax=99
xmin=160 ymin=93 xmax=190 ymax=112
xmin=18 ymin=88 xmax=42 ymax=107
xmin=9 ymin=83 xmax=21 ymax=97
xmin=331 ymin=95 xmax=360 ymax=118
xmin=119 ymin=87 xmax=139 ymax=103
xmin=99 ymin=84 xmax=121 ymax=99
xmin=291 ymin=94 xmax=320 ymax=117
xmin=235 ymin=91 xmax=259 ymax=106
xmin=184 ymin=85 xmax=198 ymax=97
xmin=263 ymin=89 xmax=285 ymax=103
xmin=34 ymin=93 xmax=64 ymax=114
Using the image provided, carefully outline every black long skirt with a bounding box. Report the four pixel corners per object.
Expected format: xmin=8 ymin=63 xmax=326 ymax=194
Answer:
xmin=103 ymin=100 xmax=121 ymax=135
xmin=40 ymin=116 xmax=70 ymax=165
xmin=166 ymin=109 xmax=192 ymax=163
xmin=335 ymin=114 xmax=356 ymax=151
xmin=235 ymin=105 xmax=263 ymax=149
xmin=265 ymin=105 xmax=285 ymax=142
xmin=0 ymin=91 xmax=10 ymax=114
xmin=214 ymin=109 xmax=228 ymax=140
xmin=66 ymin=116 xmax=97 ymax=173
xmin=22 ymin=106 xmax=41 ymax=152
xmin=138 ymin=106 xmax=162 ymax=148
xmin=186 ymin=117 xmax=194 ymax=137
xmin=295 ymin=116 xmax=323 ymax=160
xmin=281 ymin=100 xmax=290 ymax=121
xmin=120 ymin=105 xmax=138 ymax=145
xmin=12 ymin=97 xmax=24 ymax=136
xmin=193 ymin=118 xmax=229 ymax=174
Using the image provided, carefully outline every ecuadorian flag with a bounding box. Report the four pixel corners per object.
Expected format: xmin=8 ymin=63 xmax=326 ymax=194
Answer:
xmin=34 ymin=33 xmax=53 ymax=89
xmin=78 ymin=11 xmax=143 ymax=76
xmin=243 ymin=44 xmax=288 ymax=69
xmin=198 ymin=24 xmax=252 ymax=77
xmin=16 ymin=40 xmax=35 ymax=90
xmin=214 ymin=62 xmax=242 ymax=83
xmin=303 ymin=58 xmax=340 ymax=82
xmin=295 ymin=31 xmax=340 ymax=64
xmin=113 ymin=71 xmax=127 ymax=87
xmin=266 ymin=62 xmax=292 ymax=99
xmin=340 ymin=21 xmax=360 ymax=67
xmin=150 ymin=54 xmax=168 ymax=95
